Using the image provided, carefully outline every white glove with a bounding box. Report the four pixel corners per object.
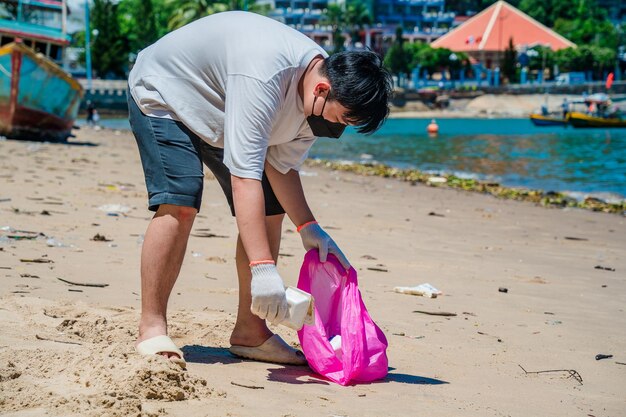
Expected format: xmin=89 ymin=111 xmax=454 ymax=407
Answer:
xmin=299 ymin=222 xmax=351 ymax=269
xmin=250 ymin=263 xmax=289 ymax=323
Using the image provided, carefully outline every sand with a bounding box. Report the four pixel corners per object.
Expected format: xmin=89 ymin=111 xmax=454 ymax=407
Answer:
xmin=390 ymin=94 xmax=580 ymax=119
xmin=0 ymin=128 xmax=625 ymax=417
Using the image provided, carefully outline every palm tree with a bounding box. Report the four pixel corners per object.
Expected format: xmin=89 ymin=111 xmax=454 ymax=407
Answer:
xmin=166 ymin=0 xmax=228 ymax=30
xmin=166 ymin=0 xmax=265 ymax=31
xmin=345 ymin=1 xmax=371 ymax=46
xmin=321 ymin=3 xmax=346 ymax=53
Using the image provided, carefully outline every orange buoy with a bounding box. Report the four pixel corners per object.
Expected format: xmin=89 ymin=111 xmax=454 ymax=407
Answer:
xmin=427 ymin=119 xmax=439 ymax=134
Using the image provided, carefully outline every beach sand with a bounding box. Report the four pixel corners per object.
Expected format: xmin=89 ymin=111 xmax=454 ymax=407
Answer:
xmin=390 ymin=94 xmax=580 ymax=119
xmin=1 ymin=128 xmax=625 ymax=417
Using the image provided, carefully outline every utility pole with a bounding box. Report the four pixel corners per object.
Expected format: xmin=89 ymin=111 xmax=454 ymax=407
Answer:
xmin=85 ymin=1 xmax=92 ymax=90
xmin=61 ymin=0 xmax=68 ymax=70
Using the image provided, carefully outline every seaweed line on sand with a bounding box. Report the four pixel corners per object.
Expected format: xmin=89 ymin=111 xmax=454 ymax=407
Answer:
xmin=306 ymin=160 xmax=626 ymax=215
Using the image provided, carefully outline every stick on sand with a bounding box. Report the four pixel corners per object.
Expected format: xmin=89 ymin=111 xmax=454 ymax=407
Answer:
xmin=57 ymin=278 xmax=109 ymax=288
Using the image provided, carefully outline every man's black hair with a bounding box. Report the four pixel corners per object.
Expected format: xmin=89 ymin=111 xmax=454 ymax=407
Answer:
xmin=320 ymin=50 xmax=393 ymax=134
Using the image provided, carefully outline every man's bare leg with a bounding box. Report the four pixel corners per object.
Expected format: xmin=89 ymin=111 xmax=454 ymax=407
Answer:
xmin=229 ymin=213 xmax=284 ymax=347
xmin=136 ymin=204 xmax=197 ymax=359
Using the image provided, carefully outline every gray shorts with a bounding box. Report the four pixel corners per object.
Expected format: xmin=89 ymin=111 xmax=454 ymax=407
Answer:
xmin=128 ymin=95 xmax=285 ymax=216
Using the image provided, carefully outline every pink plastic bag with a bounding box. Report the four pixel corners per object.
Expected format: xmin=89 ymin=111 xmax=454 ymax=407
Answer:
xmin=297 ymin=249 xmax=388 ymax=385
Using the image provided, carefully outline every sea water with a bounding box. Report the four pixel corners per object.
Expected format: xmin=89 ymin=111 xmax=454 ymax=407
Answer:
xmin=311 ymin=118 xmax=626 ymax=201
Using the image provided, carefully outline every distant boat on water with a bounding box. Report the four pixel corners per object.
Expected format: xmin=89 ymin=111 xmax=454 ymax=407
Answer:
xmin=567 ymin=112 xmax=626 ymax=128
xmin=530 ymin=93 xmax=626 ymax=129
xmin=0 ymin=0 xmax=83 ymax=141
xmin=529 ymin=113 xmax=568 ymax=127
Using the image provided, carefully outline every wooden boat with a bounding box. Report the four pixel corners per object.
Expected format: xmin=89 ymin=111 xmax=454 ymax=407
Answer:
xmin=568 ymin=112 xmax=626 ymax=128
xmin=529 ymin=113 xmax=568 ymax=127
xmin=0 ymin=41 xmax=82 ymax=141
xmin=0 ymin=0 xmax=83 ymax=141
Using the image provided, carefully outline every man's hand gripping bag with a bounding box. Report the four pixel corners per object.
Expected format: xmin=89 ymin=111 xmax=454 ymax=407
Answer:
xmin=297 ymin=250 xmax=388 ymax=385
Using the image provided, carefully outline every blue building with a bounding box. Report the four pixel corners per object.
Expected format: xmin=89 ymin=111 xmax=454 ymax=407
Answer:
xmin=374 ymin=0 xmax=455 ymax=41
xmin=263 ymin=0 xmax=455 ymax=49
xmin=264 ymin=0 xmax=335 ymax=30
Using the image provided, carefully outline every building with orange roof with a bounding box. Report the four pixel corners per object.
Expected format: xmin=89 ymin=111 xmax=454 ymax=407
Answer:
xmin=431 ymin=0 xmax=575 ymax=69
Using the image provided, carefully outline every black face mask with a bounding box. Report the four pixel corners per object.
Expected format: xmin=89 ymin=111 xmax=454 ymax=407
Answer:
xmin=306 ymin=96 xmax=346 ymax=139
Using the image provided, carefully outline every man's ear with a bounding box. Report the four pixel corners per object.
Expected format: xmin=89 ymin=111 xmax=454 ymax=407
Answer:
xmin=313 ymin=81 xmax=331 ymax=98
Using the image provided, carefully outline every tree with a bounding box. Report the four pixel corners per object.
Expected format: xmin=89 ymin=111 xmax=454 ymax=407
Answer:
xmin=344 ymin=1 xmax=371 ymax=46
xmin=118 ymin=0 xmax=159 ymax=52
xmin=518 ymin=0 xmax=578 ymax=27
xmin=554 ymin=16 xmax=618 ymax=49
xmin=526 ymin=45 xmax=555 ymax=79
xmin=322 ymin=4 xmax=346 ymax=53
xmin=166 ymin=0 xmax=228 ymax=30
xmin=165 ymin=0 xmax=262 ymax=31
xmin=554 ymin=45 xmax=615 ymax=79
xmin=91 ymin=0 xmax=129 ymax=78
xmin=502 ymin=37 xmax=517 ymax=82
xmin=383 ymin=26 xmax=409 ymax=77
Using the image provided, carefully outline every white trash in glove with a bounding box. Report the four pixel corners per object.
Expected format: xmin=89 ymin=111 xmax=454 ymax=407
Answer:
xmin=280 ymin=286 xmax=315 ymax=331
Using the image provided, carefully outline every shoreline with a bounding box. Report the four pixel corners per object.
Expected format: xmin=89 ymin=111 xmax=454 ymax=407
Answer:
xmin=305 ymin=159 xmax=626 ymax=215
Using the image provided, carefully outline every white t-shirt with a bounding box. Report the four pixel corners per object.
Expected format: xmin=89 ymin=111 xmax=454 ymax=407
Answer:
xmin=128 ymin=11 xmax=327 ymax=180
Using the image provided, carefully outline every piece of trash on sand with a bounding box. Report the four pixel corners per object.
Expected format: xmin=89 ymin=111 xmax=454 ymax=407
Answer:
xmin=57 ymin=277 xmax=108 ymax=288
xmin=190 ymin=231 xmax=228 ymax=238
xmin=498 ymin=287 xmax=508 ymax=293
xmin=230 ymin=381 xmax=264 ymax=390
xmin=518 ymin=364 xmax=582 ymax=385
xmin=427 ymin=176 xmax=447 ymax=184
xmin=413 ymin=310 xmax=456 ymax=317
xmin=97 ymin=204 xmax=131 ymax=215
xmin=91 ymin=233 xmax=111 ymax=242
xmin=428 ymin=211 xmax=445 ymax=217
xmin=394 ymin=283 xmax=442 ymax=298
xmin=20 ymin=258 xmax=53 ymax=263
xmin=594 ymin=265 xmax=615 ymax=272
xmin=595 ymin=354 xmax=613 ymax=361
xmin=46 ymin=238 xmax=68 ymax=247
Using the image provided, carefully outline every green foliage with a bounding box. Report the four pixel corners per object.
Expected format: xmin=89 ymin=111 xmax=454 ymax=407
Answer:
xmin=118 ymin=0 xmax=159 ymax=52
xmin=502 ymin=37 xmax=517 ymax=82
xmin=554 ymin=16 xmax=618 ymax=49
xmin=321 ymin=0 xmax=372 ymax=52
xmin=518 ymin=0 xmax=578 ymax=27
xmin=385 ymin=37 xmax=470 ymax=79
xmin=527 ymin=46 xmax=554 ymax=71
xmin=165 ymin=0 xmax=264 ymax=31
xmin=384 ymin=27 xmax=409 ymax=76
xmin=514 ymin=0 xmax=618 ymax=49
xmin=91 ymin=0 xmax=129 ymax=78
xmin=345 ymin=1 xmax=371 ymax=45
xmin=166 ymin=0 xmax=227 ymax=31
xmin=323 ymin=4 xmax=346 ymax=53
xmin=554 ymin=45 xmax=616 ymax=77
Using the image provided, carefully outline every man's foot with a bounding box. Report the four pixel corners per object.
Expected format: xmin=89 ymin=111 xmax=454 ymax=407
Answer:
xmin=230 ymin=334 xmax=307 ymax=366
xmin=136 ymin=335 xmax=187 ymax=369
xmin=229 ymin=325 xmax=274 ymax=348
xmin=136 ymin=322 xmax=183 ymax=362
